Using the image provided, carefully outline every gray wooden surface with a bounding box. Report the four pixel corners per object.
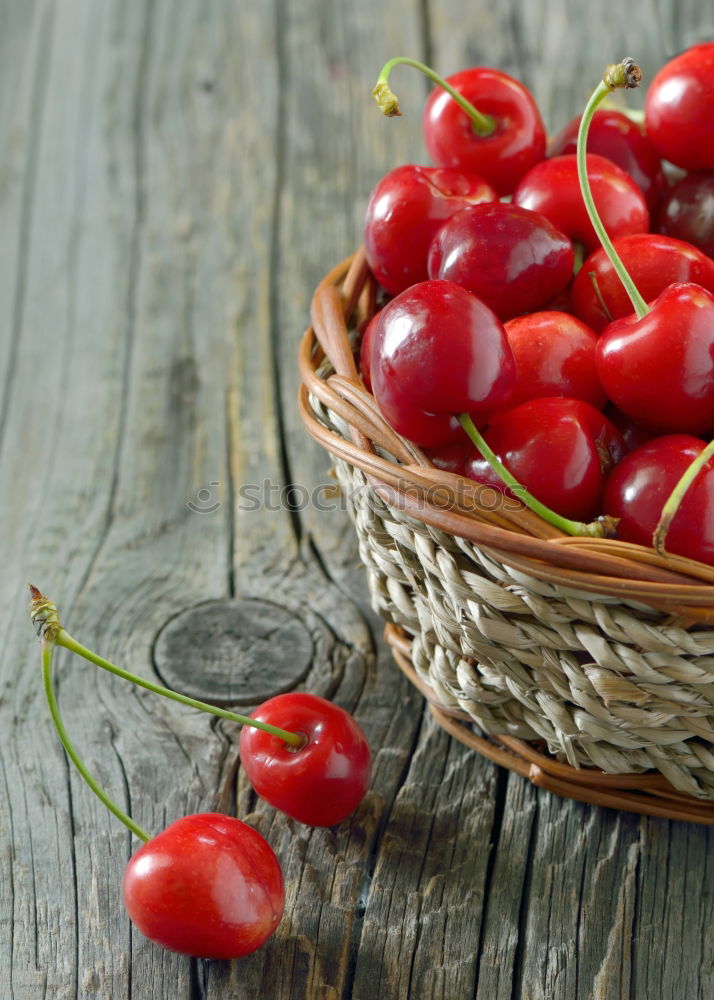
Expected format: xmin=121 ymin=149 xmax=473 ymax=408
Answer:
xmin=1 ymin=1 xmax=713 ymax=997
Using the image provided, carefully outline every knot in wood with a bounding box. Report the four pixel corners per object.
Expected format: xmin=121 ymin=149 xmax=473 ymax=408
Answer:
xmin=153 ymin=599 xmax=313 ymax=706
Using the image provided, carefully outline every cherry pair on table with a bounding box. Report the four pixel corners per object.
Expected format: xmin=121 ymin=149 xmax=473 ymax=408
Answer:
xmin=29 ymin=587 xmax=372 ymax=960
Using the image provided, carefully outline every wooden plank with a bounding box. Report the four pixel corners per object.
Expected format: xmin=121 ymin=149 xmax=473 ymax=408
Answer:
xmin=200 ymin=2 xmax=437 ymax=997
xmin=265 ymin=2 xmax=525 ymax=997
xmin=1 ymin=0 xmax=714 ymax=998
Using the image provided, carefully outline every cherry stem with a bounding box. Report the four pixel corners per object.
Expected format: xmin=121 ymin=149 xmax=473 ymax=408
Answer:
xmin=576 ymin=59 xmax=649 ymax=321
xmin=29 ymin=587 xmax=305 ymax=749
xmin=588 ymin=271 xmax=615 ymax=323
xmin=373 ymin=56 xmax=496 ymax=136
xmin=458 ymin=413 xmax=614 ymax=538
xmin=56 ymin=630 xmax=305 ymax=747
xmin=653 ymin=439 xmax=714 ymax=555
xmin=41 ymin=638 xmax=151 ymax=843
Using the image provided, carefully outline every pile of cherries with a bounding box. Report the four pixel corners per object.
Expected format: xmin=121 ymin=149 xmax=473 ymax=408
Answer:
xmin=364 ymin=47 xmax=714 ymax=564
xmin=29 ymin=587 xmax=371 ymax=960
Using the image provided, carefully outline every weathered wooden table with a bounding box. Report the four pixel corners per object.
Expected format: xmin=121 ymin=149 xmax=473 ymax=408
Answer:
xmin=2 ymin=1 xmax=713 ymax=997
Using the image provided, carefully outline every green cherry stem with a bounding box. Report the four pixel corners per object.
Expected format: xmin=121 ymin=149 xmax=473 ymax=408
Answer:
xmin=576 ymin=58 xmax=649 ymax=320
xmin=29 ymin=587 xmax=305 ymax=749
xmin=41 ymin=637 xmax=151 ymax=842
xmin=458 ymin=413 xmax=615 ymax=537
xmin=588 ymin=271 xmax=615 ymax=323
xmin=373 ymin=56 xmax=496 ymax=136
xmin=653 ymin=439 xmax=714 ymax=555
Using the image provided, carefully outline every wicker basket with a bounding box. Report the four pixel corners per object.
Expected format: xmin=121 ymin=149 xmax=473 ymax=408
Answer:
xmin=299 ymin=249 xmax=714 ymax=824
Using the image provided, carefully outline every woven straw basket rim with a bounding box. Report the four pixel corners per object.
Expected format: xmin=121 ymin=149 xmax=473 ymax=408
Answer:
xmin=299 ymin=248 xmax=714 ymax=824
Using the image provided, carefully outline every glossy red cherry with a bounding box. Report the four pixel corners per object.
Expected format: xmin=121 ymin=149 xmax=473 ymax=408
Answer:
xmin=375 ymin=390 xmax=465 ymax=448
xmin=466 ymin=397 xmax=625 ymax=521
xmin=513 ymin=153 xmax=649 ymax=253
xmin=541 ymin=282 xmax=574 ymax=314
xmin=596 ymin=281 xmax=714 ymax=434
xmin=370 ymin=280 xmax=516 ymax=446
xmin=239 ymin=693 xmax=372 ymax=827
xmin=644 ymin=43 xmax=714 ymax=170
xmin=423 ymin=438 xmax=476 ymax=477
xmin=422 ymin=67 xmax=546 ymax=195
xmin=571 ymin=232 xmax=714 ymax=332
xmin=603 ymin=403 xmax=654 ymax=453
xmin=548 ymin=108 xmax=666 ymax=213
xmin=427 ymin=202 xmax=574 ymax=321
xmin=603 ymin=435 xmax=714 ymax=564
xmin=122 ymin=813 xmax=285 ymax=959
xmin=503 ymin=311 xmax=606 ymax=410
xmin=363 ymin=164 xmax=497 ymax=296
xmin=657 ymin=172 xmax=714 ymax=258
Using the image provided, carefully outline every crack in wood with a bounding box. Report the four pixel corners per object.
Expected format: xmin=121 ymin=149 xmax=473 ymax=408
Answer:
xmin=510 ymin=798 xmax=539 ymax=1000
xmin=267 ymin=0 xmax=303 ymax=548
xmin=472 ymin=764 xmax=511 ymax=995
xmin=0 ymin=3 xmax=54 ymax=459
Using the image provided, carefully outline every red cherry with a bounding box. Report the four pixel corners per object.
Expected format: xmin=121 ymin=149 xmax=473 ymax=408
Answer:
xmin=571 ymin=232 xmax=714 ymax=332
xmin=239 ymin=693 xmax=372 ymax=827
xmin=370 ymin=371 xmax=465 ymax=447
xmin=548 ymin=108 xmax=666 ymax=213
xmin=466 ymin=397 xmax=625 ymax=521
xmin=503 ymin=311 xmax=606 ymax=409
xmin=603 ymin=435 xmax=714 ymax=564
xmin=513 ymin=153 xmax=649 ymax=253
xmin=362 ymin=315 xmax=460 ymax=448
xmin=372 ymin=383 xmax=464 ymax=448
xmin=541 ymin=282 xmax=574 ymax=314
xmin=657 ymin=172 xmax=714 ymax=258
xmin=644 ymin=43 xmax=714 ymax=171
xmin=422 ymin=67 xmax=546 ymax=195
xmin=427 ymin=202 xmax=574 ymax=321
xmin=370 ymin=280 xmax=516 ymax=446
xmin=122 ymin=813 xmax=285 ymax=959
xmin=363 ymin=164 xmax=497 ymax=296
xmin=596 ymin=281 xmax=714 ymax=434
xmin=423 ymin=438 xmax=476 ymax=477
xmin=603 ymin=403 xmax=655 ymax=453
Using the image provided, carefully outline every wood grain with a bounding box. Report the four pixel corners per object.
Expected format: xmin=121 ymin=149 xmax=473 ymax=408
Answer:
xmin=1 ymin=1 xmax=713 ymax=998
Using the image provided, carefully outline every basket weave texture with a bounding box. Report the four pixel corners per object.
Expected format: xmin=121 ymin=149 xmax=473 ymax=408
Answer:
xmin=299 ymin=250 xmax=714 ymax=823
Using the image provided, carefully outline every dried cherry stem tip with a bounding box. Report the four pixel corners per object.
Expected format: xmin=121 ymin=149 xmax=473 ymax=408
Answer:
xmin=653 ymin=439 xmax=714 ymax=555
xmin=603 ymin=58 xmax=642 ymax=90
xmin=373 ymin=56 xmax=496 ymax=136
xmin=576 ymin=58 xmax=649 ymax=321
xmin=30 ymin=584 xmax=61 ymax=642
xmin=458 ymin=414 xmax=616 ymax=538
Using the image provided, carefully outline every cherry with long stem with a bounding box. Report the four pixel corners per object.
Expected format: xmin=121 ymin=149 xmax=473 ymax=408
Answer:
xmin=373 ymin=56 xmax=495 ymax=134
xmin=31 ymin=585 xmax=372 ymax=830
xmin=372 ymin=56 xmax=546 ymax=196
xmin=458 ymin=413 xmax=616 ymax=537
xmin=32 ymin=592 xmax=288 ymax=959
